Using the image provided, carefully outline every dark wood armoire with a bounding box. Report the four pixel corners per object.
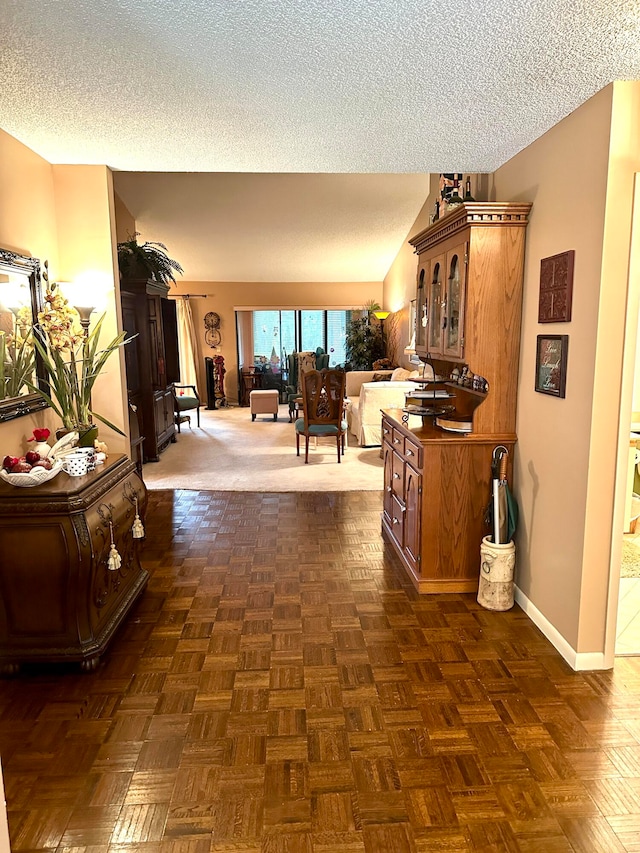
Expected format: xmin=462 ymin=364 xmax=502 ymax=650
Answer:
xmin=120 ymin=279 xmax=180 ymax=462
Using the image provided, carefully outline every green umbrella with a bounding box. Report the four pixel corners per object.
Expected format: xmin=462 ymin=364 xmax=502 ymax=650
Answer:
xmin=487 ymin=446 xmax=518 ymax=544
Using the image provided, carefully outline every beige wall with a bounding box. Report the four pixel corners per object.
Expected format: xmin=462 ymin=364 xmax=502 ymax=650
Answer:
xmin=0 ymin=131 xmax=60 ymax=452
xmin=52 ymin=166 xmax=128 ymax=451
xmin=380 ymin=87 xmax=640 ymax=662
xmin=382 ymin=175 xmax=437 ymax=368
xmin=171 ymin=280 xmax=383 ymax=404
xmin=0 ymin=132 xmax=128 ymax=456
xmin=491 ymin=82 xmax=640 ymax=657
xmin=114 ymin=192 xmax=136 ymax=244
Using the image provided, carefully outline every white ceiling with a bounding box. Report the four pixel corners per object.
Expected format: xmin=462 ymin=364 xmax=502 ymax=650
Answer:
xmin=3 ymin=0 xmax=640 ymax=281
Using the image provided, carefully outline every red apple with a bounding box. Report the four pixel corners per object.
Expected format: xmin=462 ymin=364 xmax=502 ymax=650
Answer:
xmin=2 ymin=455 xmax=19 ymax=471
xmin=11 ymin=461 xmax=32 ymax=473
xmin=25 ymin=450 xmax=40 ymax=465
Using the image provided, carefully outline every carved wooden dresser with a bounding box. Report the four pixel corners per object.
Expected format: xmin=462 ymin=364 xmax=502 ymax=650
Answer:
xmin=0 ymin=454 xmax=148 ymax=673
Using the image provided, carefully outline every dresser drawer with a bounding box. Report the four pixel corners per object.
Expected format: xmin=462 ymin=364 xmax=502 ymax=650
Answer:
xmin=382 ymin=418 xmax=393 ymax=446
xmin=391 ymin=451 xmax=404 ymax=499
xmin=389 ymin=494 xmax=405 ymax=546
xmin=403 ymin=435 xmax=422 ymax=468
xmin=390 ymin=428 xmax=404 ymax=453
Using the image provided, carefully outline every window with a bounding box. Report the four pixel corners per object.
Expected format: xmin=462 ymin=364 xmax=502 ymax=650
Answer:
xmin=252 ymin=310 xmax=280 ymax=364
xmin=300 ymin=311 xmax=325 ymax=352
xmin=327 ymin=310 xmax=350 ymax=366
xmin=251 ymin=310 xmax=351 ymax=366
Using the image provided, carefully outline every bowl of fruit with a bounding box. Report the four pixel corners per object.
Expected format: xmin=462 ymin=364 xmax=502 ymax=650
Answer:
xmin=0 ymin=451 xmax=64 ymax=487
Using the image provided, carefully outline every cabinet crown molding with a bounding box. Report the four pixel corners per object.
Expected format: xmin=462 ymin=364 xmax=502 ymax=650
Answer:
xmin=410 ymin=202 xmax=532 ymax=255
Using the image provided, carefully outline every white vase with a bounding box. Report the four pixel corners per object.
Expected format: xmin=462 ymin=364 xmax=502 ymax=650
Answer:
xmin=32 ymin=441 xmax=51 ymax=459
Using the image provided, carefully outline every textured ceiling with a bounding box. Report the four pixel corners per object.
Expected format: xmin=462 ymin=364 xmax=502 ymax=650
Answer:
xmin=3 ymin=0 xmax=640 ymax=173
xmin=3 ymin=0 xmax=639 ymax=283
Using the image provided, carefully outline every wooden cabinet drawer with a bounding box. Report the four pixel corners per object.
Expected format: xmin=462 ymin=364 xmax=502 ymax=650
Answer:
xmin=390 ymin=428 xmax=404 ymax=453
xmin=389 ymin=495 xmax=405 ymax=546
xmin=382 ymin=419 xmax=393 ymax=446
xmin=382 ymin=443 xmax=394 ymax=522
xmin=391 ymin=452 xmax=404 ymax=499
xmin=403 ymin=435 xmax=422 ymax=468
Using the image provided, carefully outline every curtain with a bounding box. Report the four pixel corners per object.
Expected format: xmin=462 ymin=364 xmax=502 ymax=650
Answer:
xmin=176 ymin=298 xmax=199 ymax=394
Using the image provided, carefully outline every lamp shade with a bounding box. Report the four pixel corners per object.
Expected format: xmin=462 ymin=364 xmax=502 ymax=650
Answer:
xmin=373 ymin=310 xmax=390 ymax=321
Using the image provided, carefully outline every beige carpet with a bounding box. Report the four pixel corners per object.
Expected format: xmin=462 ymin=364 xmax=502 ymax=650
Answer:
xmin=142 ymin=404 xmax=384 ymax=491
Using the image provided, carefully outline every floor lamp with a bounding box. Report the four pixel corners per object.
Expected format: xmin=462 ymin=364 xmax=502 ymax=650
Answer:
xmin=373 ymin=310 xmax=390 ymax=355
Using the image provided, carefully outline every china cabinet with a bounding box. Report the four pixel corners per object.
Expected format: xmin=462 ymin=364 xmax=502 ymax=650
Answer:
xmin=382 ymin=202 xmax=531 ymax=592
xmin=411 ymin=202 xmax=531 ymax=436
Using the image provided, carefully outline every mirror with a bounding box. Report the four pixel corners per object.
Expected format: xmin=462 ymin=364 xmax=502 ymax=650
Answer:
xmin=0 ymin=248 xmax=48 ymax=422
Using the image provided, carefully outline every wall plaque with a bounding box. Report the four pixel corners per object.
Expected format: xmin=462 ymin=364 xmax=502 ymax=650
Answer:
xmin=538 ymin=250 xmax=574 ymax=323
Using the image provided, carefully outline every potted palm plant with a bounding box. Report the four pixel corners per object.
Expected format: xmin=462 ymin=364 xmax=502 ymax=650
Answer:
xmin=117 ymin=233 xmax=184 ymax=285
xmin=345 ymin=301 xmax=385 ymax=370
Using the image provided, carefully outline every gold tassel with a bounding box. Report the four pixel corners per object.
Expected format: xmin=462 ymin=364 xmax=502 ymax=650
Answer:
xmin=132 ymin=496 xmax=145 ymax=539
xmin=107 ymin=522 xmax=122 ymax=571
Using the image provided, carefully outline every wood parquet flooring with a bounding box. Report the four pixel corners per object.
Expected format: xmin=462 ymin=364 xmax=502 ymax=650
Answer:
xmin=2 ymin=489 xmax=640 ymax=852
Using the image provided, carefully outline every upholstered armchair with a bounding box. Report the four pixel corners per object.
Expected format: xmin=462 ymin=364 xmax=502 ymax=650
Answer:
xmin=285 ymin=348 xmax=330 ymax=421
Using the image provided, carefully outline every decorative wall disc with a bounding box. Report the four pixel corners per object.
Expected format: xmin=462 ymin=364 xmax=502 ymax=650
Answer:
xmin=205 ymin=328 xmax=221 ymax=347
xmin=204 ymin=311 xmax=221 ymax=329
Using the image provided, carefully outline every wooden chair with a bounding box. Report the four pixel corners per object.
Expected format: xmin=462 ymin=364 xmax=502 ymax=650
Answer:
xmin=172 ymin=384 xmax=201 ymax=432
xmin=295 ymin=369 xmax=347 ymax=463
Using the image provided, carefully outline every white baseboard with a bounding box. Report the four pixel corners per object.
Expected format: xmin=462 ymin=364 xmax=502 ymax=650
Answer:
xmin=514 ymin=586 xmax=608 ymax=671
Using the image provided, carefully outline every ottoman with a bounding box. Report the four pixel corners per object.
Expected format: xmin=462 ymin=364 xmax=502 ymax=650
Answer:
xmin=250 ymin=389 xmax=279 ymax=421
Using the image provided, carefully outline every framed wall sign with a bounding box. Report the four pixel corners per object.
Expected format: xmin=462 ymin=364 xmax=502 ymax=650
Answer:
xmin=535 ymin=335 xmax=568 ymax=397
xmin=538 ymin=250 xmax=574 ymax=323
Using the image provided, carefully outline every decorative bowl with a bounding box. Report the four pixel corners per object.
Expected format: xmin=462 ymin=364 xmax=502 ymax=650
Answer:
xmin=0 ymin=460 xmax=64 ymax=488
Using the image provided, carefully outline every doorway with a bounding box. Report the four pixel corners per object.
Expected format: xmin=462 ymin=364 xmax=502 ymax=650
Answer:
xmin=613 ymin=174 xmax=640 ymax=658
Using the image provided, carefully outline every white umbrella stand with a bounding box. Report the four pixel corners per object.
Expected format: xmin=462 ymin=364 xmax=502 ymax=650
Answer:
xmin=478 ymin=447 xmax=517 ymax=611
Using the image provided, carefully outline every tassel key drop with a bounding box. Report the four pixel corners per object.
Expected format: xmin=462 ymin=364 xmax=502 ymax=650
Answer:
xmin=107 ymin=522 xmax=122 ymax=571
xmin=132 ymin=496 xmax=145 ymax=539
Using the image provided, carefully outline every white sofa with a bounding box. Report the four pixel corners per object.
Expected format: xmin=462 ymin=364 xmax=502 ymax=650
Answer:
xmin=345 ymin=369 xmax=424 ymax=446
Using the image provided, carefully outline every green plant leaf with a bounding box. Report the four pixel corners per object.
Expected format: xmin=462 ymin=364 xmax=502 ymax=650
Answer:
xmin=117 ymin=234 xmax=184 ymax=285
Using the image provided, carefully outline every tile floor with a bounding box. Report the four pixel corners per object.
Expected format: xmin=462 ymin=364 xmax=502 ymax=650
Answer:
xmin=616 ymin=536 xmax=640 ymax=655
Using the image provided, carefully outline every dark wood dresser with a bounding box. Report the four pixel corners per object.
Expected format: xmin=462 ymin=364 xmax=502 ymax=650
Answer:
xmin=0 ymin=454 xmax=148 ymax=673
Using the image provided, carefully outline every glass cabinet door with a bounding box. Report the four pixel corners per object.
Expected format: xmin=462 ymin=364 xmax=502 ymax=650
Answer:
xmin=443 ymin=243 xmax=467 ymax=359
xmin=415 ymin=268 xmax=427 ymax=353
xmin=427 ymin=256 xmax=445 ymax=353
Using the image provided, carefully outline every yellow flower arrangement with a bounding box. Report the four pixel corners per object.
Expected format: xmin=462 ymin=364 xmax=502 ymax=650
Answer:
xmin=30 ymin=283 xmax=133 ymax=434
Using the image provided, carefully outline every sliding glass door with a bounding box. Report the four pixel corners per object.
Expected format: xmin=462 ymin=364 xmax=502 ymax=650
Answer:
xmin=251 ymin=310 xmax=351 ymax=368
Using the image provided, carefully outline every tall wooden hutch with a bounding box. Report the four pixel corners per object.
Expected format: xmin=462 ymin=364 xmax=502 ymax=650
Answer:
xmin=120 ymin=279 xmax=180 ymax=462
xmin=381 ymin=202 xmax=531 ymax=593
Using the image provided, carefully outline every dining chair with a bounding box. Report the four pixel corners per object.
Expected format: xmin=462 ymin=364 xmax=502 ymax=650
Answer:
xmin=295 ymin=369 xmax=347 ymax=463
xmin=172 ymin=384 xmax=201 ymax=432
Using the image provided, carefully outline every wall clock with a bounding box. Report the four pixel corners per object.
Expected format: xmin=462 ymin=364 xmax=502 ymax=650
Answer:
xmin=204 ymin=311 xmax=221 ymax=329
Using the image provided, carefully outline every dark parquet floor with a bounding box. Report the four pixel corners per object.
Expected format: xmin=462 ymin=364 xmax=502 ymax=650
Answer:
xmin=2 ymin=489 xmax=640 ymax=852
